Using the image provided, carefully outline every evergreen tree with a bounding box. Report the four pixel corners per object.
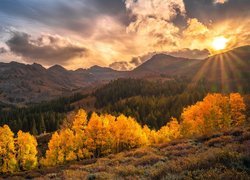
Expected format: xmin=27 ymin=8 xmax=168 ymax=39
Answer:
xmin=31 ymin=119 xmax=38 ymax=135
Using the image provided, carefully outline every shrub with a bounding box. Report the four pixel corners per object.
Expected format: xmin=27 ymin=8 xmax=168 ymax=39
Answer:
xmin=63 ymin=170 xmax=88 ymax=179
xmin=134 ymin=154 xmax=163 ymax=166
xmin=205 ymin=136 xmax=234 ymax=147
xmin=116 ymin=165 xmax=143 ymax=178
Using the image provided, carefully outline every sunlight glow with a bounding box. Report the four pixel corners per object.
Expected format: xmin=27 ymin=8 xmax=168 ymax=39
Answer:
xmin=212 ymin=36 xmax=229 ymax=51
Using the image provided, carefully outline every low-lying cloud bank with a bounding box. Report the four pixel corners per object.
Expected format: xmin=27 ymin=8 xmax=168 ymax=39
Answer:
xmin=6 ymin=32 xmax=88 ymax=67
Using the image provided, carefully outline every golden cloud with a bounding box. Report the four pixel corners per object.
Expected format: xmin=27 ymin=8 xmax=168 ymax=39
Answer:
xmin=4 ymin=0 xmax=250 ymax=70
xmin=214 ymin=0 xmax=228 ymax=4
xmin=49 ymin=2 xmax=250 ymax=69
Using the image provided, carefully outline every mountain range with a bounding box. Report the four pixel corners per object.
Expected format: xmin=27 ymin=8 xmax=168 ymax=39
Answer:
xmin=0 ymin=45 xmax=249 ymax=105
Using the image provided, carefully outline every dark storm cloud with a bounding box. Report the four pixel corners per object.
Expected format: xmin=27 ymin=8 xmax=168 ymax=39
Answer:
xmin=183 ymin=0 xmax=250 ymax=24
xmin=90 ymin=0 xmax=130 ymax=25
xmin=0 ymin=0 xmax=249 ymax=40
xmin=0 ymin=0 xmax=128 ymax=36
xmin=6 ymin=32 xmax=87 ymax=66
xmin=0 ymin=0 xmax=249 ymax=35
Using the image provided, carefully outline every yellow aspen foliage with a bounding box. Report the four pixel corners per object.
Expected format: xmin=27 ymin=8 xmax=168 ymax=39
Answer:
xmin=16 ymin=131 xmax=38 ymax=171
xmin=40 ymin=93 xmax=247 ymax=168
xmin=72 ymin=109 xmax=88 ymax=133
xmin=100 ymin=114 xmax=116 ymax=154
xmin=202 ymin=94 xmax=231 ymax=131
xmin=71 ymin=109 xmax=90 ymax=160
xmin=58 ymin=129 xmax=77 ymax=162
xmin=166 ymin=118 xmax=181 ymax=140
xmin=142 ymin=125 xmax=158 ymax=145
xmin=85 ymin=113 xmax=115 ymax=157
xmin=149 ymin=130 xmax=159 ymax=144
xmin=230 ymin=93 xmax=246 ymax=126
xmin=114 ymin=115 xmax=148 ymax=152
xmin=0 ymin=125 xmax=17 ymax=173
xmin=181 ymin=102 xmax=205 ymax=137
xmin=181 ymin=93 xmax=246 ymax=137
xmin=40 ymin=132 xmax=61 ymax=166
xmin=42 ymin=129 xmax=78 ymax=166
xmin=104 ymin=114 xmax=119 ymax=150
xmin=43 ymin=110 xmax=150 ymax=165
xmin=157 ymin=118 xmax=181 ymax=143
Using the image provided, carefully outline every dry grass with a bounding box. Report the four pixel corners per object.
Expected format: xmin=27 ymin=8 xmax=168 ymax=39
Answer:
xmin=205 ymin=135 xmax=234 ymax=147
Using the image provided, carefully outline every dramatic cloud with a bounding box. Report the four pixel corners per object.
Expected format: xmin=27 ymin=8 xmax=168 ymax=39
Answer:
xmin=110 ymin=48 xmax=209 ymax=71
xmin=124 ymin=0 xmax=220 ymax=57
xmin=109 ymin=61 xmax=132 ymax=71
xmin=0 ymin=0 xmax=250 ymax=69
xmin=6 ymin=32 xmax=88 ymax=66
xmin=110 ymin=53 xmax=154 ymax=70
xmin=125 ymin=0 xmax=186 ymax=52
xmin=130 ymin=53 xmax=155 ymax=66
xmin=214 ymin=0 xmax=228 ymax=4
xmin=125 ymin=0 xmax=186 ymax=20
xmin=168 ymin=49 xmax=210 ymax=59
xmin=184 ymin=0 xmax=250 ymax=24
xmin=124 ymin=0 xmax=250 ymax=59
xmin=0 ymin=47 xmax=7 ymax=54
xmin=0 ymin=0 xmax=128 ymax=38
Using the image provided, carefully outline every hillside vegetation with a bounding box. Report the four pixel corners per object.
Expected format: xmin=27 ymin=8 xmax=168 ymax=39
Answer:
xmin=0 ymin=93 xmax=86 ymax=134
xmin=5 ymin=125 xmax=250 ymax=179
xmin=0 ymin=93 xmax=249 ymax=179
xmin=0 ymin=46 xmax=249 ymax=106
xmin=94 ymin=78 xmax=250 ymax=130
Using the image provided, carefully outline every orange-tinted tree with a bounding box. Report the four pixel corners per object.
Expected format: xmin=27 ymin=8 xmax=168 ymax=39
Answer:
xmin=181 ymin=93 xmax=246 ymax=137
xmin=42 ymin=111 xmax=149 ymax=166
xmin=16 ymin=131 xmax=38 ymax=170
xmin=0 ymin=125 xmax=17 ymax=173
xmin=157 ymin=118 xmax=181 ymax=143
xmin=72 ymin=109 xmax=91 ymax=160
xmin=42 ymin=93 xmax=247 ymax=167
xmin=230 ymin=93 xmax=246 ymax=126
xmin=41 ymin=128 xmax=78 ymax=166
xmin=114 ymin=115 xmax=148 ymax=152
xmin=85 ymin=113 xmax=115 ymax=157
xmin=143 ymin=125 xmax=158 ymax=145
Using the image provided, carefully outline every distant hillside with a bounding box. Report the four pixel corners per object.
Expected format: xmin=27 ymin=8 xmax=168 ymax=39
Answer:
xmin=196 ymin=46 xmax=250 ymax=92
xmin=132 ymin=54 xmax=203 ymax=77
xmin=131 ymin=45 xmax=250 ymax=92
xmin=0 ymin=45 xmax=249 ymax=105
xmin=0 ymin=62 xmax=124 ymax=105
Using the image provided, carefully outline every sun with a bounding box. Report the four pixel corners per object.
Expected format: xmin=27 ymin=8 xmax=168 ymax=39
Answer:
xmin=212 ymin=36 xmax=229 ymax=51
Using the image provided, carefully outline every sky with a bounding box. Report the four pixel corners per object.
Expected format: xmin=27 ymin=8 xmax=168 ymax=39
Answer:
xmin=0 ymin=0 xmax=249 ymax=70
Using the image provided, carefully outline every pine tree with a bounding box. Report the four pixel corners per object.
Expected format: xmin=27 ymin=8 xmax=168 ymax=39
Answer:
xmin=39 ymin=115 xmax=46 ymax=134
xmin=31 ymin=119 xmax=38 ymax=135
